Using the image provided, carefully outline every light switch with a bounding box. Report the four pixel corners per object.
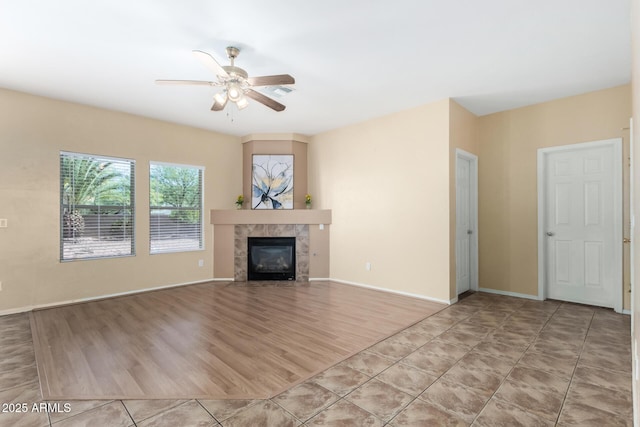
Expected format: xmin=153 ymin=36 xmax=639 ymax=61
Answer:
xmin=319 ymin=224 xmax=324 ymax=230
xmin=0 ymin=219 xmax=7 ymax=228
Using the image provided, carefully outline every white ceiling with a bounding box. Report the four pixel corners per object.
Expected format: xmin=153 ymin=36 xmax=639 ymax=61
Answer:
xmin=0 ymin=0 xmax=631 ymax=137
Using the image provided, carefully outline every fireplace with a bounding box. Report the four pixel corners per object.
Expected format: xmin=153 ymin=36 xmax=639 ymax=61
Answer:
xmin=247 ymin=237 xmax=296 ymax=281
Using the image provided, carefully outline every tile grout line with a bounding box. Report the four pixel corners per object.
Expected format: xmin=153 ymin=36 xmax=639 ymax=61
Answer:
xmin=553 ymin=308 xmax=599 ymax=426
xmin=3 ymin=294 xmax=631 ymax=426
xmin=466 ymin=299 xmax=561 ymax=425
xmin=119 ymin=399 xmax=138 ymax=427
xmin=436 ymin=299 xmax=539 ymax=423
xmin=194 ymin=399 xmax=221 ymax=425
xmin=368 ymin=299 xmax=504 ymax=424
xmin=308 ymin=307 xmax=471 ymax=425
xmin=379 ymin=298 xmax=514 ymax=424
xmin=357 ymin=309 xmax=469 ymax=424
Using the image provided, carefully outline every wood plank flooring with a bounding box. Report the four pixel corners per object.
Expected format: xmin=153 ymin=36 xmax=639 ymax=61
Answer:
xmin=30 ymin=281 xmax=444 ymax=400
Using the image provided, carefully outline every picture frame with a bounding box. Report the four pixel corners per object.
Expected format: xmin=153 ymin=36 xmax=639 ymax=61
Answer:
xmin=251 ymin=154 xmax=294 ymax=209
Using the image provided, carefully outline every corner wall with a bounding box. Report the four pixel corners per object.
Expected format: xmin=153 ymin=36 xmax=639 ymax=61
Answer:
xmin=449 ymin=100 xmax=479 ymax=300
xmin=309 ymin=99 xmax=451 ymax=303
xmin=0 ymin=88 xmax=241 ymax=313
xmin=478 ymin=85 xmax=632 ymax=303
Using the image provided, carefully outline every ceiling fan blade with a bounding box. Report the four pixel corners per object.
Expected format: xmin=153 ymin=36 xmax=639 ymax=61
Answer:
xmin=211 ymin=96 xmax=228 ymax=111
xmin=245 ymin=89 xmax=286 ymax=112
xmin=247 ymin=74 xmax=295 ymax=87
xmin=155 ymin=79 xmax=218 ymax=86
xmin=192 ymin=50 xmax=229 ymax=79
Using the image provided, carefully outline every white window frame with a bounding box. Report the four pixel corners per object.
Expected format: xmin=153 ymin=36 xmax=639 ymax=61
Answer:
xmin=60 ymin=151 xmax=136 ymax=261
xmin=149 ymin=161 xmax=205 ymax=254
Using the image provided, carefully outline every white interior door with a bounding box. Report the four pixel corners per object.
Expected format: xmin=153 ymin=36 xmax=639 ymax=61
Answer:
xmin=542 ymin=140 xmax=622 ymax=309
xmin=456 ymin=150 xmax=477 ymax=295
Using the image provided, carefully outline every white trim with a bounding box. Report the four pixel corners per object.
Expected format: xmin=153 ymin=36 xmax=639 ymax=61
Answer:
xmin=149 ymin=160 xmax=205 ymax=171
xmin=478 ymin=287 xmax=542 ymax=300
xmin=629 ymin=118 xmax=638 ymax=427
xmin=537 ymin=138 xmax=624 ymax=313
xmin=537 ymin=148 xmax=546 ymax=301
xmin=149 ymin=162 xmax=206 ymax=255
xmin=455 ymin=149 xmax=479 ymax=294
xmin=0 ymin=278 xmax=216 ymax=316
xmin=331 ymin=278 xmax=453 ymax=305
xmin=60 ymin=150 xmax=136 ymax=164
xmin=622 ymin=309 xmax=631 ymax=315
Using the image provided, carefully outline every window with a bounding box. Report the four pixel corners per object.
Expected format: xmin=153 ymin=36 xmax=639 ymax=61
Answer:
xmin=150 ymin=162 xmax=203 ymax=254
xmin=60 ymin=152 xmax=135 ymax=261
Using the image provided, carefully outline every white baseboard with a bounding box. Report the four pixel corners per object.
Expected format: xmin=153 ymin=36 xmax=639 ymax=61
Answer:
xmin=331 ymin=278 xmax=453 ymax=305
xmin=478 ymin=287 xmax=541 ymax=300
xmin=478 ymin=288 xmax=631 ymax=314
xmin=0 ymin=278 xmax=217 ymax=316
xmin=3 ymin=277 xmax=622 ymax=316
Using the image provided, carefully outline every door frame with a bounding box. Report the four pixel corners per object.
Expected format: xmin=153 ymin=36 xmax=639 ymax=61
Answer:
xmin=536 ymin=138 xmax=623 ymax=312
xmin=455 ymin=149 xmax=479 ymax=294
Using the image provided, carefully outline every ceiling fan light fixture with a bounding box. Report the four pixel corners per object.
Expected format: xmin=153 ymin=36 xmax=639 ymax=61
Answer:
xmin=227 ymin=83 xmax=243 ymax=102
xmin=213 ymin=92 xmax=227 ymax=105
xmin=236 ymin=96 xmax=249 ymax=110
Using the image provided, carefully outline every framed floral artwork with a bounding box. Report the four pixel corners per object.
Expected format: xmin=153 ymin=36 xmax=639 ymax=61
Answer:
xmin=251 ymin=155 xmax=294 ymax=209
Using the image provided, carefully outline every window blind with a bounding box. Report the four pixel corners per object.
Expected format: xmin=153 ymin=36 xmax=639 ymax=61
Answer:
xmin=60 ymin=152 xmax=135 ymax=261
xmin=150 ymin=162 xmax=204 ymax=254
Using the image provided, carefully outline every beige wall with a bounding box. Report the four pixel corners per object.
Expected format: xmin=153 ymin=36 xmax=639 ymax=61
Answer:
xmin=448 ymin=100 xmax=479 ymax=299
xmin=478 ymin=85 xmax=632 ymax=303
xmin=0 ymin=81 xmax=631 ymax=313
xmin=0 ymin=88 xmax=241 ymax=313
xmin=309 ymin=99 xmax=452 ymax=302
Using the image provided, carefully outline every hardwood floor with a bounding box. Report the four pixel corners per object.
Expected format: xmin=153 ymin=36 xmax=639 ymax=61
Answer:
xmin=30 ymin=281 xmax=444 ymax=400
xmin=3 ymin=292 xmax=632 ymax=425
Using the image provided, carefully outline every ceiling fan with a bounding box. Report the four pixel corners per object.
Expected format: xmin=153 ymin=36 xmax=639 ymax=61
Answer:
xmin=156 ymin=46 xmax=295 ymax=112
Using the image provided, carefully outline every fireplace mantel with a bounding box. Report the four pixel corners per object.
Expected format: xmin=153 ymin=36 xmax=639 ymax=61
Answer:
xmin=210 ymin=209 xmax=331 ymax=225
xmin=210 ymin=209 xmax=331 ymax=280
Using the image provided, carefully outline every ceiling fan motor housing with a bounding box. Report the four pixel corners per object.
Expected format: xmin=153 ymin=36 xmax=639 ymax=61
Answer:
xmin=222 ymin=65 xmax=248 ymax=80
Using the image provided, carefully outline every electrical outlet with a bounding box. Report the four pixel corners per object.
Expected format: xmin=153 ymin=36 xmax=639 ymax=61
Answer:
xmin=365 ymin=262 xmax=372 ymax=271
xmin=0 ymin=219 xmax=7 ymax=228
xmin=198 ymin=259 xmax=204 ymax=267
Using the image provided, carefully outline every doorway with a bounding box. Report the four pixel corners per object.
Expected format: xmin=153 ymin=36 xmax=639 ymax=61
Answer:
xmin=455 ymin=149 xmax=478 ymax=295
xmin=537 ymin=138 xmax=623 ymax=312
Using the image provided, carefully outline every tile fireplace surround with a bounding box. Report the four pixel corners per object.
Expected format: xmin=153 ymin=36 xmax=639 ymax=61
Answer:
xmin=235 ymin=224 xmax=309 ymax=282
xmin=210 ymin=209 xmax=332 ymax=281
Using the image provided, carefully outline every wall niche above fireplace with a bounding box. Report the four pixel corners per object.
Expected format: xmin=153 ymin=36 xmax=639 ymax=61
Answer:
xmin=242 ymin=134 xmax=309 ymax=209
xmin=210 ymin=134 xmax=330 ymax=281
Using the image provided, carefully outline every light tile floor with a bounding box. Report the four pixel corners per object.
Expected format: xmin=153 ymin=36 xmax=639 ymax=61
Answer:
xmin=0 ymin=292 xmax=632 ymax=426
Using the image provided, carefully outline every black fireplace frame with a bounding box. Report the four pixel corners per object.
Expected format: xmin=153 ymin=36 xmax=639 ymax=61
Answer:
xmin=247 ymin=236 xmax=296 ymax=281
